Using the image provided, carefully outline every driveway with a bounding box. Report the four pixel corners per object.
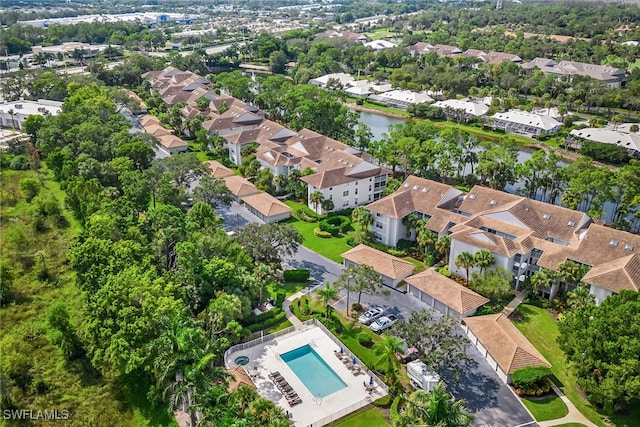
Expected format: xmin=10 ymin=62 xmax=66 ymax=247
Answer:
xmin=218 ymin=202 xmax=536 ymax=427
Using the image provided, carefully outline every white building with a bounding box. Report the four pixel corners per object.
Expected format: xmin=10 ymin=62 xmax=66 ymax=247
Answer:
xmin=431 ymin=99 xmax=489 ymax=121
xmin=363 ymin=40 xmax=397 ymax=51
xmin=490 ymin=110 xmax=562 ymax=137
xmin=0 ymin=99 xmax=63 ymax=130
xmin=567 ymin=128 xmax=640 ymax=157
xmin=308 ymin=73 xmax=356 ymax=88
xmin=370 ymin=90 xmax=433 ymax=110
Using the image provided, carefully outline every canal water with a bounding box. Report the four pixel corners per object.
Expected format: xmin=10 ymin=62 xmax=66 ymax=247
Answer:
xmin=356 ymin=110 xmax=618 ymax=223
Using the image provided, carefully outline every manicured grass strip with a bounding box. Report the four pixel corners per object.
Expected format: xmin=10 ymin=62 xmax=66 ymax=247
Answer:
xmin=552 ymin=424 xmax=587 ymax=427
xmin=329 ymin=407 xmax=390 ymax=426
xmin=402 ymin=257 xmax=425 ymax=273
xmin=521 ymin=395 xmax=569 ymax=422
xmin=513 ymin=304 xmax=640 ymax=427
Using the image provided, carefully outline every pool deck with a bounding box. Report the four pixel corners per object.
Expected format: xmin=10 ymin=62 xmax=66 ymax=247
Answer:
xmin=227 ymin=325 xmax=387 ymax=426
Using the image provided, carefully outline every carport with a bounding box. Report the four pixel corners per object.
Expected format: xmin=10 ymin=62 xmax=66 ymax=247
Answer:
xmin=462 ymin=313 xmax=551 ymax=384
xmin=405 ymin=268 xmax=489 ymax=318
xmin=341 ymin=244 xmax=415 ymax=289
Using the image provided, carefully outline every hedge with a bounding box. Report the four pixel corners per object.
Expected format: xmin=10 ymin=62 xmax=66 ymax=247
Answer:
xmin=357 ymin=332 xmax=373 ymax=347
xmin=512 ymin=366 xmax=552 ymax=389
xmin=390 ymin=395 xmax=401 ymax=424
xmin=319 ymin=215 xmax=351 ymax=236
xmin=372 ymin=394 xmax=391 ymax=408
xmin=241 ymin=308 xmax=283 ymax=327
xmin=283 ymin=269 xmax=310 ymax=282
xmin=247 ymin=310 xmax=287 ymax=332
xmin=314 ymin=227 xmax=332 ymax=238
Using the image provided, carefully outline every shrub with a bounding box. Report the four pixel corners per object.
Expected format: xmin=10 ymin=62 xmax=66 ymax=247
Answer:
xmin=247 ymin=310 xmax=287 ymax=332
xmin=396 ymin=239 xmax=415 ymax=251
xmin=423 ymin=254 xmax=436 ymax=266
xmin=313 ymin=227 xmax=332 ymax=238
xmin=390 ymin=395 xmax=402 ymax=424
xmin=19 ymin=178 xmax=41 ymax=202
xmin=319 ymin=215 xmax=351 ymax=235
xmin=9 ymin=155 xmax=29 ymax=170
xmin=512 ymin=366 xmax=552 ymax=390
xmin=373 ymin=394 xmax=391 ymax=407
xmin=283 ymin=269 xmax=310 ymax=282
xmin=437 ymin=265 xmax=452 ymax=277
xmin=241 ymin=308 xmax=283 ymax=327
xmin=275 ymin=291 xmax=286 ymax=308
xmin=357 ymin=332 xmax=373 ymax=347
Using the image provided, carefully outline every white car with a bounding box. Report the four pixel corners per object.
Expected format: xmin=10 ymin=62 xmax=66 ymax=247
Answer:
xmin=370 ymin=314 xmax=399 ymax=333
xmin=358 ymin=306 xmax=385 ymax=325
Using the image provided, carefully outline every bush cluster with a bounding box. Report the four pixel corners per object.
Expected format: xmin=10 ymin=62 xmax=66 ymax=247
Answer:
xmin=357 ymin=332 xmax=373 ymax=347
xmin=242 ymin=308 xmax=287 ymax=333
xmin=282 ymin=269 xmax=310 ymax=282
xmin=319 ymin=215 xmax=351 ymax=236
xmin=293 ymin=204 xmax=326 ymax=222
xmin=512 ymin=366 xmax=552 ymax=396
xmin=313 ymin=227 xmax=332 ymax=238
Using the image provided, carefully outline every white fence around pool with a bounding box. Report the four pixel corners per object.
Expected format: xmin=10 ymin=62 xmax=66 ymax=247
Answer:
xmin=224 ymin=318 xmax=389 ymax=395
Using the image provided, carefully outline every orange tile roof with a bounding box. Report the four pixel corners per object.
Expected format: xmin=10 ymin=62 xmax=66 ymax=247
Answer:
xmin=341 ymin=244 xmax=415 ymax=280
xmin=241 ymin=192 xmax=292 ymax=218
xmin=405 ymin=268 xmax=489 ymax=314
xmin=464 ymin=314 xmax=551 ymax=374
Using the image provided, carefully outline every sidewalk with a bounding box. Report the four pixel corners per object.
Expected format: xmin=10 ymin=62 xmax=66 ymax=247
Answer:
xmin=536 ymin=382 xmax=598 ymax=427
xmin=282 ymin=291 xmax=305 ymax=327
xmin=502 ymin=290 xmax=528 ymax=317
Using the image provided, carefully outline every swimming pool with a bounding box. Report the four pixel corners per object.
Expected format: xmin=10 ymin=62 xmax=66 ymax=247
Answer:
xmin=281 ymin=345 xmax=347 ymax=398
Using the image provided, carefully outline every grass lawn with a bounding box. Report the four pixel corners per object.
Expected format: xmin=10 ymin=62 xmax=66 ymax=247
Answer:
xmin=265 ymin=281 xmax=307 ymax=299
xmin=284 ymin=201 xmax=356 ymax=263
xmin=329 ymin=407 xmax=390 ymax=426
xmin=553 ymin=424 xmax=587 ymax=427
xmin=521 ymin=395 xmax=569 ymax=422
xmin=366 ymin=28 xmax=397 ymax=41
xmin=402 ymin=256 xmax=426 ymax=273
xmin=513 ymin=304 xmax=640 ymax=427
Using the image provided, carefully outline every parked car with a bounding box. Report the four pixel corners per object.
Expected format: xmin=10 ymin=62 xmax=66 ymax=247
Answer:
xmin=370 ymin=314 xmax=398 ymax=333
xmin=358 ymin=306 xmax=385 ymax=325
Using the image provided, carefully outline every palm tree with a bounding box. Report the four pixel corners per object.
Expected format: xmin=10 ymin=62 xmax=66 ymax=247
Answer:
xmin=416 ymin=222 xmax=437 ymax=257
xmin=309 ymin=190 xmax=324 ymax=220
xmin=455 ymin=252 xmax=475 ymax=286
xmin=434 ymin=236 xmax=451 ymax=260
xmin=473 ymin=249 xmax=495 ymax=273
xmin=316 ymin=282 xmax=338 ymax=318
xmin=557 ymin=260 xmax=590 ymax=296
xmin=352 ymin=206 xmax=373 ymax=229
xmin=530 ymin=268 xmax=558 ymax=299
xmin=373 ymin=335 xmax=404 ymax=377
xmin=396 ymin=385 xmax=473 ymax=427
xmin=254 ymin=263 xmax=274 ymax=305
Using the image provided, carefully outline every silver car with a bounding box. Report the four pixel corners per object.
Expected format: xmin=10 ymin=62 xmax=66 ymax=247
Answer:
xmin=358 ymin=306 xmax=384 ymax=325
xmin=370 ymin=314 xmax=399 ymax=333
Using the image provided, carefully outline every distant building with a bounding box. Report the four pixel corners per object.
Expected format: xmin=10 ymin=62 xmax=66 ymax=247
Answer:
xmin=369 ymin=90 xmax=433 ymax=110
xmin=521 ymin=58 xmax=625 ymax=88
xmin=19 ymin=12 xmax=201 ymax=28
xmin=431 ymin=99 xmax=489 ymax=121
xmin=308 ymin=73 xmax=356 ymax=88
xmin=363 ymin=40 xmax=397 ymax=51
xmin=32 ymin=42 xmax=118 ymax=59
xmin=0 ymin=99 xmax=63 ymax=130
xmin=567 ymin=128 xmax=640 ymax=157
xmin=490 ymin=110 xmax=562 ymax=137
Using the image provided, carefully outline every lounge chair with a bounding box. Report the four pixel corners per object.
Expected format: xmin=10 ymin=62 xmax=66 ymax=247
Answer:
xmin=287 ymin=397 xmax=302 ymax=407
xmin=279 ymin=384 xmax=294 ymax=394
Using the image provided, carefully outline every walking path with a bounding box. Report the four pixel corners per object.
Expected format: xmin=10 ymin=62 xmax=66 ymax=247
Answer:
xmin=537 ymin=382 xmax=598 ymax=427
xmin=502 ymin=290 xmax=528 ymax=317
xmin=282 ymin=291 xmax=304 ymax=327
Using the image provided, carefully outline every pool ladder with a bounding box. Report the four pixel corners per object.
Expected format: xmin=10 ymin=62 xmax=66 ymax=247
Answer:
xmin=308 ymin=339 xmax=317 ymax=348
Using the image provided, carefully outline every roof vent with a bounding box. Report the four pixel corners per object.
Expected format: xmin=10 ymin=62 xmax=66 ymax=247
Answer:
xmin=543 ymin=214 xmax=551 ymax=220
xmin=489 ymin=199 xmax=497 ymax=205
xmin=624 ymin=244 xmax=634 ymax=251
xmin=422 ymin=187 xmax=429 ymax=193
xmin=413 ymin=185 xmax=420 ymax=190
xmin=567 ymin=220 xmax=576 ymax=227
xmin=404 ymin=183 xmax=411 ymax=188
xmin=610 ymin=240 xmax=619 ymax=247
xmin=469 ymin=194 xmax=477 ymax=200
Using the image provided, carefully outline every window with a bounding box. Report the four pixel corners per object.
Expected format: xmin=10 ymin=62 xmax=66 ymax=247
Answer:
xmin=342 ymin=200 xmax=349 ymax=207
xmin=376 ymin=213 xmax=382 ymax=217
xmin=375 ymin=222 xmax=383 ymax=229
xmin=354 ymin=198 xmax=358 ymax=205
xmin=369 ymin=185 xmax=372 ymax=191
xmin=543 ymin=214 xmax=551 ymax=220
xmin=355 ymin=189 xmax=358 ymax=195
xmin=343 ymin=190 xmax=349 ymax=197
xmin=610 ymin=240 xmax=619 ymax=247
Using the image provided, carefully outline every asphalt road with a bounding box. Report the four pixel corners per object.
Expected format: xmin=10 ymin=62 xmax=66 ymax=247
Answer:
xmin=218 ymin=202 xmax=536 ymax=427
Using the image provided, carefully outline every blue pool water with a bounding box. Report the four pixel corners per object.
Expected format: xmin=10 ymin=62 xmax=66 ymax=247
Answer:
xmin=281 ymin=345 xmax=347 ymax=398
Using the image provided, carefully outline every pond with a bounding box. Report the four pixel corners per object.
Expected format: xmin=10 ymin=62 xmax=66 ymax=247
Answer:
xmin=355 ymin=109 xmax=618 ymax=223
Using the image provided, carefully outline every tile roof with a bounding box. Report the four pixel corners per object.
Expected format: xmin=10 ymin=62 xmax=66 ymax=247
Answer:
xmin=222 ymin=175 xmax=259 ymax=198
xmin=464 ymin=314 xmax=551 ymax=374
xmin=241 ymin=192 xmax=292 ymax=218
xmin=341 ymin=244 xmax=415 ymax=280
xmin=581 ymin=254 xmax=640 ymax=293
xmin=227 ymin=366 xmax=256 ymax=392
xmin=405 ymin=268 xmax=489 ymax=314
xmin=203 ymin=160 xmax=234 ymax=178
